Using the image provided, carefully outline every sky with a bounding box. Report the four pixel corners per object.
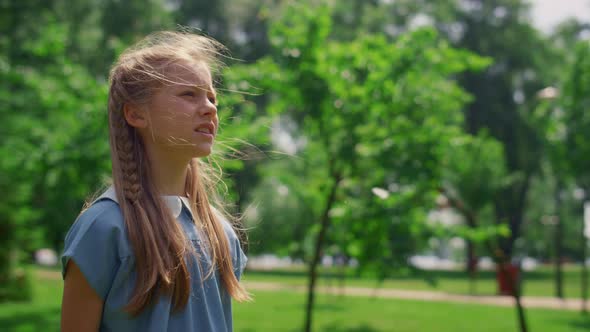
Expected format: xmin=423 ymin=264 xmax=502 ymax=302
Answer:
xmin=530 ymin=0 xmax=590 ymax=33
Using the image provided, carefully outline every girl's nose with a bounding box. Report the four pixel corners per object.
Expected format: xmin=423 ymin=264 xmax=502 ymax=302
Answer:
xmin=200 ymin=100 xmax=217 ymax=118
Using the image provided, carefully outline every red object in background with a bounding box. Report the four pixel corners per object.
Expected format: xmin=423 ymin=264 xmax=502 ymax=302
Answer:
xmin=496 ymin=263 xmax=520 ymax=296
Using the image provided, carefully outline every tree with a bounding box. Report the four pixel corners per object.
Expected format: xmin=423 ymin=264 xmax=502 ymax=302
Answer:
xmin=0 ymin=2 xmax=111 ymax=300
xmin=227 ymin=2 xmax=487 ymax=330
xmin=441 ymin=0 xmax=560 ymax=261
xmin=440 ymin=132 xmax=508 ymax=286
xmin=439 ymin=131 xmax=533 ymax=332
xmin=357 ymin=0 xmax=562 ymax=263
xmin=562 ymin=40 xmax=590 ymax=312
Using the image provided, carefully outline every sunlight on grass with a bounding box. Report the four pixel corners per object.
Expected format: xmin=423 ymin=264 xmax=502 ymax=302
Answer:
xmin=0 ymin=266 xmax=587 ymax=332
xmin=234 ymin=291 xmax=590 ymax=332
xmin=0 ymin=269 xmax=63 ymax=332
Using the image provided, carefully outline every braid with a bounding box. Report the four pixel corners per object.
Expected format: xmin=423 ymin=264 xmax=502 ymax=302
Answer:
xmin=111 ymin=86 xmax=142 ymax=203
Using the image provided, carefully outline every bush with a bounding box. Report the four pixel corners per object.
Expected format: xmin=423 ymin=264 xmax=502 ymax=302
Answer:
xmin=0 ymin=268 xmax=33 ymax=302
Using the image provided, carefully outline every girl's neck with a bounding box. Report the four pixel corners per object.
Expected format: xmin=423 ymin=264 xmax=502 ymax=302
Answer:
xmin=145 ymin=145 xmax=190 ymax=197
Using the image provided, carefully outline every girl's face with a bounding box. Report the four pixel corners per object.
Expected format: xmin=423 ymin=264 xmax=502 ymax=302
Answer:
xmin=143 ymin=61 xmax=219 ymax=159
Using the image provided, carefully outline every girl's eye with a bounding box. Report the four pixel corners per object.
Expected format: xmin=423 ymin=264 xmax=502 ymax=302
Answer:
xmin=181 ymin=91 xmax=196 ymax=97
xmin=208 ymin=96 xmax=217 ymax=104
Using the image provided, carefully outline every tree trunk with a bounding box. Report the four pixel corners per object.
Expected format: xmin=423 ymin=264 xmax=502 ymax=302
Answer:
xmin=304 ymin=171 xmax=341 ymax=332
xmin=497 ymin=262 xmax=528 ymax=332
xmin=1 ymin=0 xmax=19 ymax=299
xmin=582 ymin=235 xmax=588 ymax=313
xmin=467 ymin=241 xmax=478 ymax=295
xmin=490 ymin=249 xmax=528 ymax=332
xmin=443 ymin=187 xmax=529 ymax=332
xmin=465 ymin=214 xmax=478 ymax=295
xmin=0 ymin=223 xmax=13 ymax=294
xmin=495 ymin=173 xmax=532 ymax=258
xmin=554 ymin=179 xmax=564 ymax=299
xmin=582 ymin=199 xmax=589 ymax=313
xmin=338 ymin=258 xmax=346 ymax=297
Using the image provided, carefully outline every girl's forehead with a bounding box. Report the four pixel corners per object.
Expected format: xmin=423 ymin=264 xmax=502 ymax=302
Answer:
xmin=162 ymin=61 xmax=213 ymax=89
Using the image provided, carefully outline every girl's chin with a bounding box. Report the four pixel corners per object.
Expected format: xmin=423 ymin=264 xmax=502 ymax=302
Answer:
xmin=192 ymin=146 xmax=213 ymax=158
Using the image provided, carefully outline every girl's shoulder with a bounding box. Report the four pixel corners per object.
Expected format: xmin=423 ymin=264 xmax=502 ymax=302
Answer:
xmin=69 ymin=185 xmax=127 ymax=235
xmin=63 ymin=197 xmax=130 ymax=264
xmin=72 ymin=198 xmax=126 ymax=235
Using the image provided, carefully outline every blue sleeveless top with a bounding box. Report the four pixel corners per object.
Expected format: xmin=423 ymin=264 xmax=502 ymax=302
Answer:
xmin=61 ymin=186 xmax=247 ymax=332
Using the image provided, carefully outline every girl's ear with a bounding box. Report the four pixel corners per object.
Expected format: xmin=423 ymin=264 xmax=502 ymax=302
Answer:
xmin=123 ymin=103 xmax=148 ymax=129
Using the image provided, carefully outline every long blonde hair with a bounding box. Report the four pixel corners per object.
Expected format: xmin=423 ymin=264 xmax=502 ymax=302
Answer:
xmin=106 ymin=31 xmax=250 ymax=315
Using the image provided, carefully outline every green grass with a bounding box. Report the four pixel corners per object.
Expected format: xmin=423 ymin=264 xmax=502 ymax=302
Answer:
xmin=243 ymin=265 xmax=585 ymax=298
xmin=0 ymin=270 xmax=62 ymax=332
xmin=236 ymin=291 xmax=590 ymax=332
xmin=0 ymin=266 xmax=588 ymax=332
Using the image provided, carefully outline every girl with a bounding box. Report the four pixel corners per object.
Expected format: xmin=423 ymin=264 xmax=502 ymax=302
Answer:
xmin=60 ymin=31 xmax=250 ymax=332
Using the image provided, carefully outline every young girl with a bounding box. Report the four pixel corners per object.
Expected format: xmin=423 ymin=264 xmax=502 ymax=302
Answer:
xmin=60 ymin=31 xmax=250 ymax=332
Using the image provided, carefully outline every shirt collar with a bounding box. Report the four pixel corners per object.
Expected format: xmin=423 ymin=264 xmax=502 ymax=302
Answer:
xmin=95 ymin=185 xmax=192 ymax=219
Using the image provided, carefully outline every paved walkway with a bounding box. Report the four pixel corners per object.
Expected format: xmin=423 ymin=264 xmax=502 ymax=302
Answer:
xmin=243 ymin=281 xmax=586 ymax=311
xmin=39 ymin=269 xmax=585 ymax=311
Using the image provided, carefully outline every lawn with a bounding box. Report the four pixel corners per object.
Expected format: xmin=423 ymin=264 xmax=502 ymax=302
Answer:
xmin=243 ymin=265 xmax=585 ymax=298
xmin=0 ymin=266 xmax=588 ymax=332
xmin=236 ymin=291 xmax=589 ymax=332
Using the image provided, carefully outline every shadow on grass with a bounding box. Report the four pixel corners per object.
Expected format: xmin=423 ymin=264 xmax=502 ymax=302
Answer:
xmin=0 ymin=308 xmax=61 ymax=332
xmin=545 ymin=312 xmax=590 ymax=331
xmin=567 ymin=314 xmax=590 ymax=330
xmin=321 ymin=322 xmax=379 ymax=332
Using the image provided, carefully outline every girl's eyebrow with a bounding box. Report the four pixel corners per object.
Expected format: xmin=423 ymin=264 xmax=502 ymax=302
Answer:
xmin=197 ymin=84 xmax=217 ymax=97
xmin=178 ymin=85 xmax=217 ymax=101
xmin=185 ymin=83 xmax=215 ymax=95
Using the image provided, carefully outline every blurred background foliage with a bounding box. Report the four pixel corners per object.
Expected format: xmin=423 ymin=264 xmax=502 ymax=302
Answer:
xmin=2 ymin=0 xmax=590 ymax=330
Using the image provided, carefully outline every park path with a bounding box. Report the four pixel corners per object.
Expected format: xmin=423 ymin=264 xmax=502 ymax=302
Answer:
xmin=243 ymin=281 xmax=585 ymax=312
xmin=38 ymin=269 xmax=584 ymax=311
